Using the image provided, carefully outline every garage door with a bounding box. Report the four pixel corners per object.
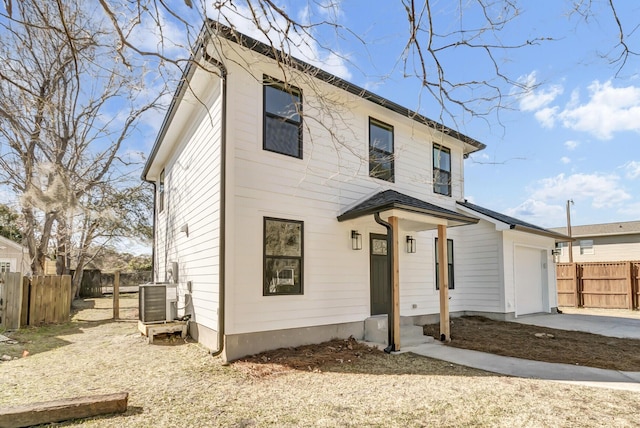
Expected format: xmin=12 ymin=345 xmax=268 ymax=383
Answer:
xmin=515 ymin=246 xmax=545 ymax=315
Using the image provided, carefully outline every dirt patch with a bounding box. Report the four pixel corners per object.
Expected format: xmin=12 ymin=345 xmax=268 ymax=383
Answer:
xmin=423 ymin=315 xmax=640 ymax=371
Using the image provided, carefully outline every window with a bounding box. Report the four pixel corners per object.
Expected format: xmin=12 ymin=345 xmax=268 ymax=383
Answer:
xmin=159 ymin=169 xmax=165 ymax=213
xmin=0 ymin=262 xmax=10 ymax=273
xmin=580 ymin=239 xmax=594 ymax=255
xmin=555 ymin=242 xmax=568 ymax=256
xmin=435 ymin=238 xmax=454 ymax=290
xmin=433 ymin=144 xmax=451 ymax=196
xmin=369 ymin=118 xmax=394 ymax=181
xmin=264 ymin=217 xmax=303 ymax=295
xmin=263 ymin=76 xmax=303 ymax=158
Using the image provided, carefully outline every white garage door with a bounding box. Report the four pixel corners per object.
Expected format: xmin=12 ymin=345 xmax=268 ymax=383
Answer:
xmin=515 ymin=246 xmax=545 ymax=315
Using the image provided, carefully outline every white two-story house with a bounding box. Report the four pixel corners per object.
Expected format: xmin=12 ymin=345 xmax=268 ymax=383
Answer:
xmin=142 ymin=21 xmax=567 ymax=361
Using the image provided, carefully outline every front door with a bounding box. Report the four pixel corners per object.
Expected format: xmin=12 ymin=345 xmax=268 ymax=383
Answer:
xmin=370 ymin=233 xmax=390 ymax=315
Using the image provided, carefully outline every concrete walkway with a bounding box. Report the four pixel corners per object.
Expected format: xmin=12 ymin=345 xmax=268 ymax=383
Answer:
xmin=404 ymin=341 xmax=640 ymax=391
xmin=392 ymin=310 xmax=640 ymax=391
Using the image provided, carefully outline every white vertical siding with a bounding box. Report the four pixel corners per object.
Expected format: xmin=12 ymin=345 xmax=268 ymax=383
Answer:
xmin=154 ymin=71 xmax=223 ymax=332
xmin=448 ymin=221 xmax=503 ymax=313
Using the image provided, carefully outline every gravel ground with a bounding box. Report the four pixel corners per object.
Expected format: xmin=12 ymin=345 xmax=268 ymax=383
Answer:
xmin=1 ymin=296 xmax=639 ymax=427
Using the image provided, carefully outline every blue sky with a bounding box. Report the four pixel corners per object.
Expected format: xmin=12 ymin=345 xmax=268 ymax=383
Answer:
xmin=200 ymin=0 xmax=640 ymax=229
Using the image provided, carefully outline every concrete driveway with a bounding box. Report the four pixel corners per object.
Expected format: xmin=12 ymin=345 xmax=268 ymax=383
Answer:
xmin=512 ymin=307 xmax=640 ymax=339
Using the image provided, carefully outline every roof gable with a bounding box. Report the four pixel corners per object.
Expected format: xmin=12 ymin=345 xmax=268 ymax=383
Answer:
xmin=143 ymin=20 xmax=487 ymax=181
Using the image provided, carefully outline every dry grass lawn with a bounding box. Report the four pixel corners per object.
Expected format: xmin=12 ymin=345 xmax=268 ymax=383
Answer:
xmin=0 ymin=296 xmax=639 ymax=427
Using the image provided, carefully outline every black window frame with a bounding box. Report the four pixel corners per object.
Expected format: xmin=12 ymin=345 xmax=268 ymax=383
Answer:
xmin=263 ymin=217 xmax=304 ymax=296
xmin=368 ymin=117 xmax=395 ymax=182
xmin=435 ymin=238 xmax=454 ymax=290
xmin=263 ymin=75 xmax=303 ymax=159
xmin=158 ymin=169 xmax=165 ymax=213
xmin=433 ymin=144 xmax=452 ymax=196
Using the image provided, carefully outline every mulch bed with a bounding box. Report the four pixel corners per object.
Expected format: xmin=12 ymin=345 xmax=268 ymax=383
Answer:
xmin=233 ymin=336 xmax=381 ymax=377
xmin=423 ymin=315 xmax=640 ymax=372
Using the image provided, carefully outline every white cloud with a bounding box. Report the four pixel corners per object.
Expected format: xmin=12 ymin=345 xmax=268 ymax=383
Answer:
xmin=624 ymin=161 xmax=640 ymax=179
xmin=515 ymin=76 xmax=640 ymax=140
xmin=515 ymin=71 xmax=563 ymax=112
xmin=560 ymin=157 xmax=571 ymax=164
xmin=213 ymin=3 xmax=352 ymax=79
xmin=564 ymin=140 xmax=580 ymax=150
xmin=557 ymin=81 xmax=640 ymax=139
xmin=530 ymin=173 xmax=631 ymax=209
xmin=505 ymin=199 xmax=565 ymax=227
xmin=534 ymin=107 xmax=558 ymax=128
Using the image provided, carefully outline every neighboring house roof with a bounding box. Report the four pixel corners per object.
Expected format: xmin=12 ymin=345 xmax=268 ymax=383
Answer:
xmin=0 ymin=235 xmax=26 ymax=252
xmin=337 ymin=190 xmax=479 ymax=226
xmin=549 ymin=220 xmax=640 ymax=238
xmin=142 ymin=20 xmax=486 ymax=181
xmin=457 ymin=201 xmax=569 ymax=240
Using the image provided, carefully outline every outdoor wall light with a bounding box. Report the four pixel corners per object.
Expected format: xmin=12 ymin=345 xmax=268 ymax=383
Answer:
xmin=351 ymin=230 xmax=362 ymax=250
xmin=406 ymin=235 xmax=416 ymax=253
xmin=180 ymin=224 xmax=189 ymax=237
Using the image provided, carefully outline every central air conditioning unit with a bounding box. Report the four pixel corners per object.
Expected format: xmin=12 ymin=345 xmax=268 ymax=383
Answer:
xmin=139 ymin=283 xmax=178 ymax=324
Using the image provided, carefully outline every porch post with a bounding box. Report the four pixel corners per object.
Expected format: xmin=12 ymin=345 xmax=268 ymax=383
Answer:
xmin=437 ymin=224 xmax=450 ymax=341
xmin=389 ymin=216 xmax=400 ymax=351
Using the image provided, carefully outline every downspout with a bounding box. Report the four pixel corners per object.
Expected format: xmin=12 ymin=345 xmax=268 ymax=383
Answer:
xmin=374 ymin=212 xmax=397 ymax=353
xmin=205 ymin=56 xmax=227 ymax=358
xmin=151 ymin=182 xmax=156 ymax=282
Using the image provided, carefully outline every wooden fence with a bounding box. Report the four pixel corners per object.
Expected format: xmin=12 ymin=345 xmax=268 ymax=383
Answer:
xmin=557 ymin=261 xmax=640 ymax=309
xmin=0 ymin=272 xmax=25 ymax=330
xmin=0 ymin=274 xmax=72 ymax=329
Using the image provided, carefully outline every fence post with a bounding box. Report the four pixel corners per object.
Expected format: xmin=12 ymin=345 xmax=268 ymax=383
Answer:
xmin=113 ymin=271 xmax=120 ymax=320
xmin=625 ymin=262 xmax=633 ymax=310
xmin=21 ymin=276 xmax=30 ymax=327
xmin=576 ymin=263 xmax=584 ymax=308
xmin=572 ymin=263 xmax=578 ymax=308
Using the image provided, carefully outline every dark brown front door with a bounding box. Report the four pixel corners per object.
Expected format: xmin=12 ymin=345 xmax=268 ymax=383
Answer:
xmin=370 ymin=234 xmax=390 ymax=315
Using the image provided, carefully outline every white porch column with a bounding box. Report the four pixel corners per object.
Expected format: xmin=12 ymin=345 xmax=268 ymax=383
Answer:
xmin=437 ymin=224 xmax=450 ymax=341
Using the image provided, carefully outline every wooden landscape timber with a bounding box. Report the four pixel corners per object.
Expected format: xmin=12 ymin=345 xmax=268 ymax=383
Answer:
xmin=0 ymin=392 xmax=128 ymax=428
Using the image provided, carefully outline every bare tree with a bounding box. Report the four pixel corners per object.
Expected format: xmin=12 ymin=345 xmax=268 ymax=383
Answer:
xmin=0 ymin=1 xmax=164 ymax=281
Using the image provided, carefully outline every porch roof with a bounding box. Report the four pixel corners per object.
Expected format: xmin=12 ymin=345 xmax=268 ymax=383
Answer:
xmin=337 ymin=190 xmax=479 ymax=226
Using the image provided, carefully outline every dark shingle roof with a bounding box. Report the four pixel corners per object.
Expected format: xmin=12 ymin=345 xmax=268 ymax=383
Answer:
xmin=457 ymin=200 xmax=569 ymax=240
xmin=337 ymin=190 xmax=478 ymax=225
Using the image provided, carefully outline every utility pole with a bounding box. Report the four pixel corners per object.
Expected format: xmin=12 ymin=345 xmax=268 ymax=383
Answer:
xmin=566 ymin=199 xmax=574 ymax=263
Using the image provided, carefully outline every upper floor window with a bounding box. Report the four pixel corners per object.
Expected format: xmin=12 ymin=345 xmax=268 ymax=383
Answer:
xmin=263 ymin=76 xmax=302 ymax=158
xmin=580 ymin=239 xmax=594 ymax=255
xmin=369 ymin=118 xmax=394 ymax=182
xmin=0 ymin=261 xmax=10 ymax=273
xmin=264 ymin=217 xmax=304 ymax=295
xmin=158 ymin=169 xmax=165 ymax=213
xmin=433 ymin=144 xmax=451 ymax=196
